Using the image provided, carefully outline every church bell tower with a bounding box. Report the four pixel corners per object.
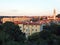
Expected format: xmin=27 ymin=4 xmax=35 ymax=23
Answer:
xmin=53 ymin=9 xmax=56 ymax=20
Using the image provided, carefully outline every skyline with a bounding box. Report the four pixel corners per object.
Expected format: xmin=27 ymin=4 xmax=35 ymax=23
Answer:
xmin=0 ymin=0 xmax=60 ymax=16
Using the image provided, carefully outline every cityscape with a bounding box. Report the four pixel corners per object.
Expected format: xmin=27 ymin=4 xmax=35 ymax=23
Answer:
xmin=0 ymin=9 xmax=60 ymax=35
xmin=0 ymin=0 xmax=60 ymax=45
xmin=0 ymin=10 xmax=60 ymax=45
xmin=0 ymin=9 xmax=60 ymax=45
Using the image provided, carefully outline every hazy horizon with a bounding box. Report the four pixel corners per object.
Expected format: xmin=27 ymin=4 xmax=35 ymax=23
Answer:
xmin=0 ymin=0 xmax=60 ymax=16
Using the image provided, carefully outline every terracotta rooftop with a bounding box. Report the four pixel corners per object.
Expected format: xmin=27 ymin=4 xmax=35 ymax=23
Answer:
xmin=14 ymin=21 xmax=41 ymax=25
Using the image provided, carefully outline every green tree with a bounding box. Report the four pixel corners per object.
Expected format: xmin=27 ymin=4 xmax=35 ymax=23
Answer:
xmin=28 ymin=23 xmax=60 ymax=45
xmin=2 ymin=21 xmax=26 ymax=42
xmin=0 ymin=24 xmax=3 ymax=30
xmin=0 ymin=21 xmax=27 ymax=45
xmin=56 ymin=14 xmax=60 ymax=18
xmin=0 ymin=30 xmax=13 ymax=45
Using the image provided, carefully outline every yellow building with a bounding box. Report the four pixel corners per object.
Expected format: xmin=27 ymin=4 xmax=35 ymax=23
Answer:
xmin=2 ymin=17 xmax=32 ymax=23
xmin=2 ymin=18 xmax=13 ymax=23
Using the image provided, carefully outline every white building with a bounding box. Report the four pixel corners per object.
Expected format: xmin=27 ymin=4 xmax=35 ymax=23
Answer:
xmin=17 ymin=22 xmax=44 ymax=36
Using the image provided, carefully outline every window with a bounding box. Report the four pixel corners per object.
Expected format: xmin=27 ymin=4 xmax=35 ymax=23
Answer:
xmin=28 ymin=33 xmax=30 ymax=35
xmin=23 ymin=28 xmax=25 ymax=30
xmin=32 ymin=25 xmax=33 ymax=27
xmin=36 ymin=25 xmax=37 ymax=27
xmin=26 ymin=29 xmax=30 ymax=32
xmin=19 ymin=27 xmax=22 ymax=30
xmin=35 ymin=29 xmax=37 ymax=31
xmin=32 ymin=29 xmax=34 ymax=31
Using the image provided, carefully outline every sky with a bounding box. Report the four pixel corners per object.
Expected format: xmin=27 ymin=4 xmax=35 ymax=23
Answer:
xmin=0 ymin=0 xmax=60 ymax=16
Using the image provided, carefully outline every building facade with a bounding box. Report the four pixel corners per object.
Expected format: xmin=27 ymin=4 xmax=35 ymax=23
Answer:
xmin=17 ymin=22 xmax=44 ymax=36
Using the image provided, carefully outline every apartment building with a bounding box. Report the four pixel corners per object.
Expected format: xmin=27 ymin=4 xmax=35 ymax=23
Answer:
xmin=14 ymin=21 xmax=44 ymax=36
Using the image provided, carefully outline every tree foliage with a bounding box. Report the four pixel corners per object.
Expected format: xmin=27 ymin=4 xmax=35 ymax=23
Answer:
xmin=0 ymin=21 xmax=26 ymax=45
xmin=0 ymin=21 xmax=60 ymax=45
xmin=56 ymin=14 xmax=60 ymax=18
xmin=28 ymin=23 xmax=60 ymax=45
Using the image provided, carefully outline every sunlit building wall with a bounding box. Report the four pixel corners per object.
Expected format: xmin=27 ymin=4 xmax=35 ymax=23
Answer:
xmin=2 ymin=17 xmax=32 ymax=23
xmin=18 ymin=22 xmax=43 ymax=35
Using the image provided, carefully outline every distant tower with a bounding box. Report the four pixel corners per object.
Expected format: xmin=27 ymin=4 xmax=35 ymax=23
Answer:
xmin=53 ymin=9 xmax=56 ymax=20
